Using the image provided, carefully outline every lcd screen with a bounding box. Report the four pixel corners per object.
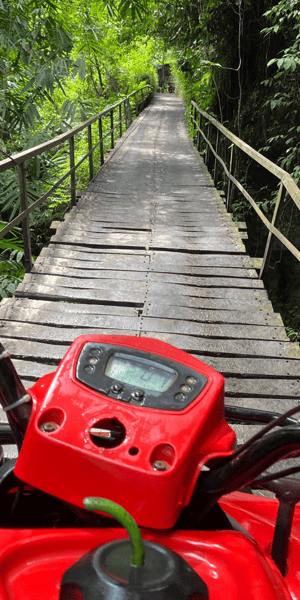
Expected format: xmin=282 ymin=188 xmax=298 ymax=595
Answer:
xmin=105 ymin=353 xmax=177 ymax=392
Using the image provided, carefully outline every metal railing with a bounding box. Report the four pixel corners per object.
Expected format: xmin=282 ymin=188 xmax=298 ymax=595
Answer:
xmin=191 ymin=100 xmax=300 ymax=278
xmin=0 ymin=85 xmax=153 ymax=271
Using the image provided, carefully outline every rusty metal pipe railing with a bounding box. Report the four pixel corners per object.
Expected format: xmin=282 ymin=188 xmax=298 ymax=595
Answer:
xmin=0 ymin=86 xmax=153 ymax=271
xmin=191 ymin=100 xmax=300 ymax=278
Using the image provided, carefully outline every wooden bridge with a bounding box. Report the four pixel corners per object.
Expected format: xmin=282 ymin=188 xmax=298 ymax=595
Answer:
xmin=1 ymin=93 xmax=300 ymax=457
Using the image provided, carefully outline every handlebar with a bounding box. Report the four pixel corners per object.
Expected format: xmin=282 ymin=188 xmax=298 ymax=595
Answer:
xmin=187 ymin=425 xmax=300 ymax=525
xmin=0 ymin=342 xmax=32 ymax=449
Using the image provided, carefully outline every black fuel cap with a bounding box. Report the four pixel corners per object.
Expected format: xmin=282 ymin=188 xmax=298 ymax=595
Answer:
xmin=59 ymin=539 xmax=208 ymax=600
xmin=59 ymin=497 xmax=208 ymax=600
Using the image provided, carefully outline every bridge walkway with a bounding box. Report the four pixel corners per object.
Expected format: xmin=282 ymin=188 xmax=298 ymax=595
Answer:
xmin=1 ymin=94 xmax=300 ymax=458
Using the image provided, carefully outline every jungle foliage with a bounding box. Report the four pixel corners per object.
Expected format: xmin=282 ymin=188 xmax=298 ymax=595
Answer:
xmin=0 ymin=0 xmax=159 ymax=297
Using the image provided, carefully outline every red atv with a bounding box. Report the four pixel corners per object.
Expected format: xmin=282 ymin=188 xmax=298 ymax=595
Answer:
xmin=0 ymin=335 xmax=299 ymax=599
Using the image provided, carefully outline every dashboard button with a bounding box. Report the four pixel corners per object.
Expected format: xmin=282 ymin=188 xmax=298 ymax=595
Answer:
xmin=89 ymin=347 xmax=103 ymax=357
xmin=111 ymin=384 xmax=123 ymax=393
xmin=174 ymin=392 xmax=186 ymax=402
xmin=180 ymin=384 xmax=192 ymax=393
xmin=131 ymin=390 xmax=144 ymax=401
xmin=186 ymin=376 xmax=198 ymax=385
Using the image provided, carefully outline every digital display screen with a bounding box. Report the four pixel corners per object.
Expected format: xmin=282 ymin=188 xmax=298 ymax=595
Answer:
xmin=105 ymin=353 xmax=177 ymax=392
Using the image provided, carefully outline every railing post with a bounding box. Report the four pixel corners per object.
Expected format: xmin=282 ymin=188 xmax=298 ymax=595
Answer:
xmin=226 ymin=144 xmax=234 ymax=211
xmin=134 ymin=92 xmax=138 ymax=116
xmin=205 ymin=123 xmax=211 ymax=166
xmin=18 ymin=163 xmax=32 ymax=272
xmin=119 ymin=103 xmax=122 ymax=138
xmin=110 ymin=109 xmax=114 ymax=149
xmin=87 ymin=124 xmax=93 ymax=182
xmin=98 ymin=117 xmax=104 ymax=166
xmin=127 ymin=98 xmax=132 ymax=126
xmin=259 ymin=182 xmax=286 ymax=278
xmin=193 ymin=105 xmax=197 ymax=143
xmin=213 ymin=130 xmax=220 ymax=185
xmin=197 ymin=113 xmax=202 ymax=152
xmin=124 ymin=100 xmax=128 ymax=129
xmin=69 ymin=136 xmax=76 ymax=206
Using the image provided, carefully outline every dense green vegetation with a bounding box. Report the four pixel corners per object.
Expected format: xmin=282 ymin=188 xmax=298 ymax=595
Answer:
xmin=0 ymin=0 xmax=159 ymax=297
xmin=1 ymin=0 xmax=300 ymax=341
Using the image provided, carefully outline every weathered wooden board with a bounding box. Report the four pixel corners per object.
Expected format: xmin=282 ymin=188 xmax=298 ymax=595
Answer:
xmin=33 ymin=256 xmax=259 ymax=278
xmin=1 ymin=321 xmax=297 ymax=359
xmin=144 ymin=293 xmax=273 ymax=311
xmin=0 ymin=307 xmax=141 ymax=330
xmin=0 ymin=298 xmax=139 ymax=317
xmin=15 ymin=284 xmax=145 ymax=304
xmin=225 ymin=378 xmax=300 ymax=398
xmin=17 ymin=275 xmax=269 ymax=299
xmin=1 ymin=294 xmax=274 ymax=315
xmin=140 ymin=317 xmax=288 ymax=340
xmin=30 ymin=264 xmax=263 ymax=289
xmin=49 ymin=233 xmax=243 ymax=252
xmin=191 ymin=355 xmax=300 ymax=378
xmin=139 ymin=331 xmax=300 ymax=359
xmin=143 ymin=304 xmax=283 ymax=327
xmin=41 ymin=245 xmax=258 ymax=267
xmin=0 ymin=322 xmax=138 ymax=344
xmin=5 ymin=347 xmax=300 ymax=379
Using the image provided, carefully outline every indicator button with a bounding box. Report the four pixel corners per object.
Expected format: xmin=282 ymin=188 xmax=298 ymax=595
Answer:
xmin=89 ymin=347 xmax=103 ymax=357
xmin=84 ymin=365 xmax=95 ymax=374
xmin=131 ymin=390 xmax=144 ymax=401
xmin=111 ymin=384 xmax=123 ymax=393
xmin=180 ymin=384 xmax=192 ymax=393
xmin=174 ymin=392 xmax=186 ymax=402
xmin=186 ymin=376 xmax=198 ymax=385
xmin=88 ymin=357 xmax=99 ymax=365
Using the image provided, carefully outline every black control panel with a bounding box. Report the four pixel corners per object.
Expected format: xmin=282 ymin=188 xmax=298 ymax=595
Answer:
xmin=76 ymin=343 xmax=207 ymax=411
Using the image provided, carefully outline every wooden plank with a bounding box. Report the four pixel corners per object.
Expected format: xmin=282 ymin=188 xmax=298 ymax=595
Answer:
xmin=3 ymin=338 xmax=68 ymax=361
xmin=7 ymin=342 xmax=300 ymax=380
xmin=33 ymin=255 xmax=259 ymax=278
xmin=0 ymin=298 xmax=139 ymax=316
xmin=49 ymin=233 xmax=244 ymax=252
xmin=0 ymin=307 xmax=140 ymax=330
xmin=224 ymin=397 xmax=298 ymax=413
xmin=41 ymin=245 xmax=256 ymax=268
xmin=57 ymin=221 xmax=239 ymax=236
xmin=14 ymin=281 xmax=270 ymax=304
xmin=1 ymin=322 xmax=297 ymax=358
xmin=191 ymin=355 xmax=300 ymax=378
xmin=0 ymin=322 xmax=138 ymax=343
xmin=1 ymin=293 xmax=274 ymax=315
xmin=225 ymin=378 xmax=300 ymax=398
xmin=145 ymin=293 xmax=273 ymax=312
xmin=0 ymin=302 xmax=281 ymax=330
xmin=140 ymin=317 xmax=287 ymax=341
xmin=147 ymin=272 xmax=263 ymax=288
xmin=32 ymin=264 xmax=148 ymax=281
xmin=30 ymin=264 xmax=263 ymax=289
xmin=51 ymin=232 xmax=151 ymax=246
xmin=144 ymin=304 xmax=283 ymax=327
xmin=15 ymin=284 xmax=145 ymax=304
xmin=12 ymin=359 xmax=57 ymax=379
xmin=19 ymin=273 xmax=146 ymax=291
xmin=138 ymin=331 xmax=300 ymax=359
xmin=146 ymin=283 xmax=269 ymax=300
